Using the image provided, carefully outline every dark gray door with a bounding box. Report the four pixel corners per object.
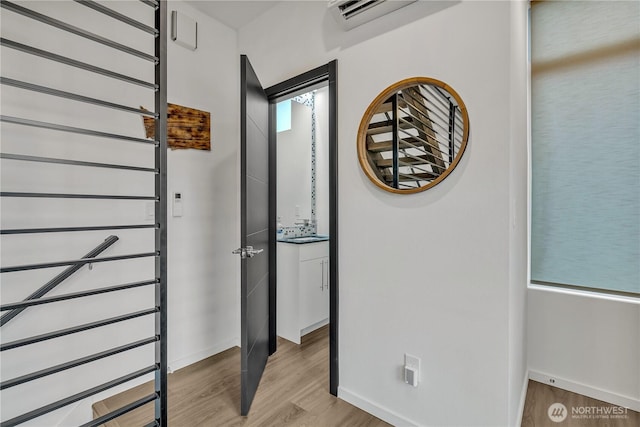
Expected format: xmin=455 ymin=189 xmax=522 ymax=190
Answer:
xmin=239 ymin=55 xmax=270 ymax=416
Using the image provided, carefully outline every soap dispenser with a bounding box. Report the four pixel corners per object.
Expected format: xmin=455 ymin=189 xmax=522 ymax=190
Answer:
xmin=277 ymin=217 xmax=284 ymax=240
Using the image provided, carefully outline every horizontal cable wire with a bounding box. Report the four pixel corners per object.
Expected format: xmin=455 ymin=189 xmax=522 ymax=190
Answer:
xmin=401 ymin=90 xmax=452 ymax=126
xmin=139 ymin=0 xmax=159 ymax=8
xmin=398 ymin=107 xmax=449 ymax=138
xmin=0 ymin=77 xmax=158 ymax=117
xmin=397 ymin=105 xmax=445 ymax=137
xmin=0 ymin=336 xmax=158 ymax=390
xmin=0 ymin=115 xmax=156 ymax=145
xmin=392 ymin=134 xmax=447 ymax=171
xmin=0 ymin=252 xmax=158 ymax=273
xmin=74 ymin=0 xmax=158 ymax=36
xmin=422 ymin=84 xmax=452 ymax=110
xmin=397 ymin=115 xmax=448 ymax=153
xmin=396 ymin=121 xmax=450 ymax=158
xmin=0 ymin=192 xmax=157 ymax=201
xmin=399 ymin=91 xmax=452 ymax=134
xmin=80 ymin=393 xmax=158 ymax=427
xmin=397 ymin=118 xmax=451 ymax=159
xmin=1 ymin=224 xmax=157 ymax=235
xmin=0 ymin=38 xmax=157 ymax=90
xmin=0 ymin=279 xmax=158 ymax=311
xmin=0 ymin=153 xmax=157 ymax=174
xmin=0 ymin=2 xmax=157 ymax=62
xmin=0 ymin=307 xmax=158 ymax=351
xmin=0 ymin=365 xmax=158 ymax=427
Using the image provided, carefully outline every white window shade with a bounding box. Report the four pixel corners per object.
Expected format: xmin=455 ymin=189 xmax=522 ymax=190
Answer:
xmin=531 ymin=1 xmax=640 ymax=294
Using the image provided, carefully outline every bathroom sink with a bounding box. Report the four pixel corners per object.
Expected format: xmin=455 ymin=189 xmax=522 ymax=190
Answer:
xmin=289 ymin=237 xmax=320 ymax=243
xmin=279 ymin=235 xmax=329 ymax=244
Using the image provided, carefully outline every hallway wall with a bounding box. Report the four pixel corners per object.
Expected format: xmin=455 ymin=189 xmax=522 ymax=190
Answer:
xmin=0 ymin=1 xmax=239 ymax=424
xmin=165 ymin=0 xmax=240 ymax=374
xmin=239 ymin=1 xmax=528 ymax=425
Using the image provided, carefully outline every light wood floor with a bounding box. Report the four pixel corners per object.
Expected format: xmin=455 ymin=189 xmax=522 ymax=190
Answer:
xmin=96 ymin=332 xmax=640 ymax=427
xmin=522 ymin=380 xmax=639 ymax=427
xmin=93 ymin=326 xmax=390 ymax=426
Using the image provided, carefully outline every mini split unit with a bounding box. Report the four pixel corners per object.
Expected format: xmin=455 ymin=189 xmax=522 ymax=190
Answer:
xmin=328 ymin=0 xmax=418 ymax=30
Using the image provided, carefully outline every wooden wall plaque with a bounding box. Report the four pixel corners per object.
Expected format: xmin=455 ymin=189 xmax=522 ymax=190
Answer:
xmin=143 ymin=103 xmax=211 ymax=150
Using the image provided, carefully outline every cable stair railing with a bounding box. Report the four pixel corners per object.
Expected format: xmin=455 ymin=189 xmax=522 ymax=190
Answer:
xmin=0 ymin=0 xmax=168 ymax=426
xmin=0 ymin=235 xmax=120 ymax=327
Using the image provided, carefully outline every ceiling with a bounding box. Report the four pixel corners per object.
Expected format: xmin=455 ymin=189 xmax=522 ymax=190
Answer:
xmin=184 ymin=1 xmax=282 ymax=30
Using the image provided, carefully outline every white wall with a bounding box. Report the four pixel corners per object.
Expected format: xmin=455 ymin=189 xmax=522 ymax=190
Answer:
xmin=527 ymin=288 xmax=640 ymax=410
xmin=239 ymin=1 xmax=528 ymax=425
xmin=165 ymin=0 xmax=240 ymax=372
xmin=315 ymin=86 xmax=330 ymax=236
xmin=0 ymin=1 xmax=239 ymax=424
xmin=277 ymin=100 xmax=313 ymax=227
xmin=508 ymin=1 xmax=530 ymax=423
xmin=525 ymin=0 xmax=640 ymax=412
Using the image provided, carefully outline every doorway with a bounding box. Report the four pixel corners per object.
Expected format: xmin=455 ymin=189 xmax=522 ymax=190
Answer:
xmin=239 ymin=58 xmax=337 ymax=415
xmin=266 ymin=62 xmax=338 ymax=396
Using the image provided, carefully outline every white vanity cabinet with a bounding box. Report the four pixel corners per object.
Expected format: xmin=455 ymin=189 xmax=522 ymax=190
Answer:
xmin=277 ymin=240 xmax=329 ymax=344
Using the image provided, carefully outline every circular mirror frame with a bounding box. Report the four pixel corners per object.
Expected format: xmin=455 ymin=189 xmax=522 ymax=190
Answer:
xmin=357 ymin=77 xmax=470 ymax=194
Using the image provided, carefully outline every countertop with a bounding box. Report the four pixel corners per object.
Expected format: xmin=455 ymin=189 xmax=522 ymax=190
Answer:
xmin=277 ymin=235 xmax=330 ymax=244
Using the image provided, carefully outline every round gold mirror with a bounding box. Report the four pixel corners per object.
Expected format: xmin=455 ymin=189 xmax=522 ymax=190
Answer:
xmin=357 ymin=77 xmax=469 ymax=194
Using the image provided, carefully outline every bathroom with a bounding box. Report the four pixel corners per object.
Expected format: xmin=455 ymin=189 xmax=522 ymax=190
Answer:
xmin=275 ymin=84 xmax=331 ymax=344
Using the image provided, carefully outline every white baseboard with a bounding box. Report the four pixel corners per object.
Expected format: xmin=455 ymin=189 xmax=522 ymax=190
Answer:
xmin=301 ymin=318 xmax=329 ymax=336
xmin=515 ymin=370 xmax=529 ymax=427
xmin=168 ymin=337 xmax=238 ymax=373
xmin=338 ymin=386 xmax=420 ymax=427
xmin=529 ymin=370 xmax=640 ymax=412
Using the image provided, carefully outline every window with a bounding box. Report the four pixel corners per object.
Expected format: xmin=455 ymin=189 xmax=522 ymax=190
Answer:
xmin=276 ymin=99 xmax=291 ymax=132
xmin=530 ymin=0 xmax=640 ymax=295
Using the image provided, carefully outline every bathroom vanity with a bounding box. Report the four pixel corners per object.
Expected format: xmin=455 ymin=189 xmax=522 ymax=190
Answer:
xmin=277 ymin=237 xmax=329 ymax=344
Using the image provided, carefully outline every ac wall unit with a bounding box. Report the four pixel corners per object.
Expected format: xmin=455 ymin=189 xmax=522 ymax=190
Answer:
xmin=328 ymin=0 xmax=418 ymax=31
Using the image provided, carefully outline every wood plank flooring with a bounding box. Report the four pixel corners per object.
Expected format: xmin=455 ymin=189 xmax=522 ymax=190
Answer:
xmin=97 ymin=331 xmax=640 ymax=427
xmin=94 ymin=326 xmax=390 ymax=426
xmin=522 ymin=380 xmax=639 ymax=427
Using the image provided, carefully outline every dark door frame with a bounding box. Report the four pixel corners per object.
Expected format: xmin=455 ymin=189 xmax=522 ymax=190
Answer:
xmin=265 ymin=60 xmax=338 ymax=395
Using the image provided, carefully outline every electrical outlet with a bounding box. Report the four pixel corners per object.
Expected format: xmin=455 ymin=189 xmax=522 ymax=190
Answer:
xmin=404 ymin=354 xmax=420 ymax=387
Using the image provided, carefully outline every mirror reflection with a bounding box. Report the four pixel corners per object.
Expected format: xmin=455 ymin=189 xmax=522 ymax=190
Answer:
xmin=357 ymin=77 xmax=469 ymax=193
xmin=276 ymin=86 xmax=329 ymax=239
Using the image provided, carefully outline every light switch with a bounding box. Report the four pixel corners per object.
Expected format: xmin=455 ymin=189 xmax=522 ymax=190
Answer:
xmin=172 ymin=192 xmax=183 ymax=217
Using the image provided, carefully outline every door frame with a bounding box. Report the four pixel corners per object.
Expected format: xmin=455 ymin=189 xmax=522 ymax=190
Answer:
xmin=265 ymin=60 xmax=339 ymax=395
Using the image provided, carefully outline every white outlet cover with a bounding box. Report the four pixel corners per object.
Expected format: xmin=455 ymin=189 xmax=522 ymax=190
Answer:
xmin=405 ymin=353 xmax=420 ymax=370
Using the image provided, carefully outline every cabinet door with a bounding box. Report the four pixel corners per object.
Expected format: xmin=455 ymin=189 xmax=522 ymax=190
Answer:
xmin=299 ymin=258 xmax=328 ymax=328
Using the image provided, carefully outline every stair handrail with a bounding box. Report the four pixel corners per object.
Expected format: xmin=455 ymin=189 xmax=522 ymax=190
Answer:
xmin=0 ymin=235 xmax=119 ymax=327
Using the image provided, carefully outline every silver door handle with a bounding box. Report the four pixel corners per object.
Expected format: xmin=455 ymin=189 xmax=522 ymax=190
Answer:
xmin=324 ymin=260 xmax=329 ymax=290
xmin=232 ymin=246 xmax=264 ymax=259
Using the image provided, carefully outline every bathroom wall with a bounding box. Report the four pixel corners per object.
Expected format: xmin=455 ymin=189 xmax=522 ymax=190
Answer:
xmin=277 ymin=86 xmax=330 ymax=237
xmin=315 ymin=86 xmax=330 ymax=236
xmin=277 ymin=100 xmax=313 ymax=228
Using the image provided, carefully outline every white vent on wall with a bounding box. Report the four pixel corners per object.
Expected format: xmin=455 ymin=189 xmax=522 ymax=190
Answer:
xmin=171 ymin=10 xmax=197 ymax=50
xmin=328 ymin=0 xmax=417 ymax=30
